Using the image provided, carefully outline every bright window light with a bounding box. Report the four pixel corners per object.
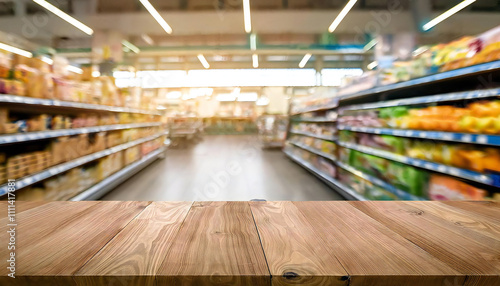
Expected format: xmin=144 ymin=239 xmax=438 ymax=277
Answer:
xmin=243 ymin=0 xmax=252 ymax=33
xmin=363 ymin=39 xmax=377 ymax=51
xmin=321 ymin=68 xmax=363 ymax=86
xmin=197 ymin=54 xmax=210 ymax=69
xmin=252 ymin=54 xmax=259 ymax=68
xmin=67 ymin=65 xmax=83 ymax=74
xmin=238 ymin=92 xmax=258 ymax=102
xmin=122 ymin=40 xmax=140 ymax=54
xmin=33 ymin=0 xmax=93 ymax=35
xmin=299 ymin=54 xmax=312 ymax=68
xmin=139 ymin=0 xmax=173 ymax=34
xmin=0 ymin=42 xmax=32 ymax=58
xmin=328 ymin=0 xmax=358 ymax=33
xmin=166 ymin=91 xmax=182 ymax=99
xmin=423 ymin=0 xmax=476 ymax=31
xmin=256 ymin=96 xmax=270 ymax=106
xmin=216 ymin=93 xmax=237 ymax=102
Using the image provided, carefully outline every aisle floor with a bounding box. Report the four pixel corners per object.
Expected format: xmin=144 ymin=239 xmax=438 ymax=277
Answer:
xmin=102 ymin=135 xmax=343 ymax=201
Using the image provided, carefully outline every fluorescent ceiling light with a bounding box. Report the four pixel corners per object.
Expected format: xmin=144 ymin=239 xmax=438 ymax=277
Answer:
xmin=299 ymin=54 xmax=312 ymax=68
xmin=243 ymin=0 xmax=252 ymax=33
xmin=0 ymin=42 xmax=32 ymax=58
xmin=367 ymin=61 xmax=378 ymax=70
xmin=142 ymin=34 xmax=154 ymax=45
xmin=33 ymin=0 xmax=93 ymax=35
xmin=252 ymin=54 xmax=259 ymax=68
xmin=41 ymin=56 xmax=53 ymax=65
xmin=328 ymin=0 xmax=358 ymax=33
xmin=363 ymin=39 xmax=377 ymax=52
xmin=67 ymin=65 xmax=83 ymax=74
xmin=122 ymin=40 xmax=140 ymax=54
xmin=197 ymin=54 xmax=210 ymax=69
xmin=139 ymin=0 xmax=173 ymax=34
xmin=423 ymin=0 xmax=476 ymax=31
xmin=412 ymin=46 xmax=429 ymax=57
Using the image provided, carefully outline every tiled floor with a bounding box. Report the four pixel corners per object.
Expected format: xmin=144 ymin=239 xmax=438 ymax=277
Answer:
xmin=102 ymin=135 xmax=343 ymax=201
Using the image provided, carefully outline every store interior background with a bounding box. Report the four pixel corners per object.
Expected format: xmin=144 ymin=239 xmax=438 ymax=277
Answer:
xmin=0 ymin=0 xmax=499 ymax=201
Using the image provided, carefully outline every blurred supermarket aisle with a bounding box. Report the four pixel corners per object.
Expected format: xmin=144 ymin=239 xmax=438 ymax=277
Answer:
xmin=102 ymin=135 xmax=343 ymax=201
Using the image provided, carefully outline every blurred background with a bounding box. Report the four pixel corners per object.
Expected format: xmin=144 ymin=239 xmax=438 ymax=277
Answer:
xmin=0 ymin=0 xmax=499 ymax=201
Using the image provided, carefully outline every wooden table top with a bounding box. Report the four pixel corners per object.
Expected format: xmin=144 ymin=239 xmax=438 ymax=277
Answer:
xmin=1 ymin=201 xmax=499 ymax=285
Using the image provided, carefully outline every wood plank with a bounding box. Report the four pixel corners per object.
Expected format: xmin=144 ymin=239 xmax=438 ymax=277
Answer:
xmin=250 ymin=201 xmax=348 ymax=286
xmin=0 ymin=201 xmax=50 ymax=219
xmin=156 ymin=201 xmax=269 ymax=286
xmin=404 ymin=202 xmax=500 ymax=242
xmin=352 ymin=201 xmax=500 ymax=284
xmin=294 ymin=201 xmax=463 ymax=286
xmin=0 ymin=201 xmax=150 ymax=286
xmin=441 ymin=201 xmax=500 ymax=222
xmin=74 ymin=202 xmax=193 ymax=286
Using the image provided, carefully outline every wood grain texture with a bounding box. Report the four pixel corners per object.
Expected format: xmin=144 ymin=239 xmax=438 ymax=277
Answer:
xmin=250 ymin=201 xmax=348 ymax=286
xmin=405 ymin=202 xmax=500 ymax=242
xmin=352 ymin=201 xmax=500 ymax=284
xmin=156 ymin=201 xmax=269 ymax=286
xmin=0 ymin=201 xmax=50 ymax=219
xmin=441 ymin=201 xmax=500 ymax=222
xmin=294 ymin=201 xmax=463 ymax=286
xmin=74 ymin=202 xmax=193 ymax=286
xmin=0 ymin=201 xmax=150 ymax=286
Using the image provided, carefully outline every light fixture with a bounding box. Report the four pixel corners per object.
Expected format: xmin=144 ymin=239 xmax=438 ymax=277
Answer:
xmin=0 ymin=42 xmax=32 ymax=58
xmin=328 ymin=0 xmax=358 ymax=33
xmin=363 ymin=39 xmax=377 ymax=52
xmin=139 ymin=0 xmax=173 ymax=34
xmin=243 ymin=0 xmax=252 ymax=33
xmin=423 ymin=0 xmax=476 ymax=31
xmin=252 ymin=54 xmax=259 ymax=68
xmin=412 ymin=46 xmax=429 ymax=57
xmin=122 ymin=40 xmax=140 ymax=54
xmin=33 ymin=0 xmax=93 ymax=35
xmin=41 ymin=56 xmax=53 ymax=65
xmin=250 ymin=33 xmax=257 ymax=50
xmin=367 ymin=61 xmax=378 ymax=70
xmin=67 ymin=65 xmax=83 ymax=74
xmin=216 ymin=93 xmax=237 ymax=102
xmin=238 ymin=92 xmax=258 ymax=102
xmin=299 ymin=54 xmax=312 ymax=68
xmin=197 ymin=54 xmax=210 ymax=69
xmin=141 ymin=34 xmax=154 ymax=45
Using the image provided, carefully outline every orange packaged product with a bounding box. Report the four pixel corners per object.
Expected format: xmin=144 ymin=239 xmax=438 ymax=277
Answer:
xmin=428 ymin=174 xmax=486 ymax=200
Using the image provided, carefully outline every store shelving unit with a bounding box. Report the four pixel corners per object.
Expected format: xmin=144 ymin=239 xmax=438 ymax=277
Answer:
xmin=290 ymin=98 xmax=338 ymax=115
xmin=284 ymin=150 xmax=365 ymax=201
xmin=334 ymin=160 xmax=424 ymax=201
xmin=289 ymin=141 xmax=336 ymax=161
xmin=0 ymin=122 xmax=162 ymax=145
xmin=288 ymin=130 xmax=336 ymax=142
xmin=286 ymin=60 xmax=500 ymax=201
xmin=291 ymin=117 xmax=335 ymax=123
xmin=69 ymin=147 xmax=165 ymax=201
xmin=0 ymin=94 xmax=161 ymax=115
xmin=0 ymin=133 xmax=164 ymax=196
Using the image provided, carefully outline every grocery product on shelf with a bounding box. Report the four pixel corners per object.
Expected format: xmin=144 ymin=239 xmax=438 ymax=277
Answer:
xmin=257 ymin=115 xmax=288 ymax=148
xmin=289 ymin=135 xmax=336 ymax=156
xmin=284 ymin=143 xmax=336 ymax=178
xmin=428 ymin=175 xmax=487 ymax=201
xmin=338 ymin=169 xmax=398 ymax=200
xmin=290 ymin=122 xmax=336 ymax=138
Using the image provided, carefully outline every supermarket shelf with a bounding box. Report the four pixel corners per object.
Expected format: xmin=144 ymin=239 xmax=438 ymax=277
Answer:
xmin=335 ymin=160 xmax=425 ymax=201
xmin=289 ymin=141 xmax=336 ymax=161
xmin=289 ymin=130 xmax=337 ymax=142
xmin=284 ymin=150 xmax=366 ymax=201
xmin=0 ymin=133 xmax=164 ymax=196
xmin=339 ymin=60 xmax=500 ymax=101
xmin=291 ymin=98 xmax=339 ymax=115
xmin=339 ymin=125 xmax=500 ymax=147
xmin=0 ymin=122 xmax=162 ymax=145
xmin=291 ymin=117 xmax=336 ymax=123
xmin=70 ymin=147 xmax=165 ymax=201
xmin=337 ymin=141 xmax=500 ymax=188
xmin=0 ymin=94 xmax=161 ymax=115
xmin=340 ymin=87 xmax=500 ymax=112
